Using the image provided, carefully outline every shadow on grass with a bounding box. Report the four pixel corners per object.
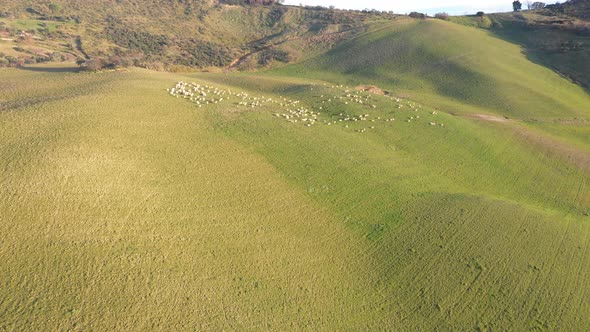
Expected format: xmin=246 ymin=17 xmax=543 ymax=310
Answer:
xmin=19 ymin=66 xmax=80 ymax=73
xmin=485 ymin=18 xmax=590 ymax=93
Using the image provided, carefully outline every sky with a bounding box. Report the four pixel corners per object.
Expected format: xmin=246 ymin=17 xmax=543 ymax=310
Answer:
xmin=283 ymin=0 xmax=515 ymax=15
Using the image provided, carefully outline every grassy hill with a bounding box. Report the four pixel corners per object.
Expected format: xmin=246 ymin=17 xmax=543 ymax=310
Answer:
xmin=448 ymin=7 xmax=590 ymax=89
xmin=0 ymin=2 xmax=589 ymax=331
xmin=276 ymin=19 xmax=589 ymax=121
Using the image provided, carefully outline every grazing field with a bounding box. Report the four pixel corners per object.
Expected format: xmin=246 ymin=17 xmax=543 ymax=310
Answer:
xmin=1 ymin=16 xmax=589 ymax=331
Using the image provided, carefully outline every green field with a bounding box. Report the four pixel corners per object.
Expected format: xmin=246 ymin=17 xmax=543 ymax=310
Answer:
xmin=1 ymin=16 xmax=589 ymax=331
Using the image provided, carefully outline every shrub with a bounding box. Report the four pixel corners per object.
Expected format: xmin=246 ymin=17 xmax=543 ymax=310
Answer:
xmin=105 ymin=27 xmax=169 ymax=56
xmin=435 ymin=12 xmax=449 ymax=20
xmin=78 ymin=58 xmax=105 ymax=71
xmin=48 ymin=3 xmax=60 ymax=13
xmin=220 ymin=0 xmax=247 ymax=4
xmin=146 ymin=61 xmax=166 ymax=71
xmin=259 ymin=48 xmax=290 ymax=65
xmin=409 ymin=12 xmax=427 ymax=19
xmin=175 ymin=39 xmax=235 ymax=67
xmin=476 ymin=11 xmax=485 ymax=17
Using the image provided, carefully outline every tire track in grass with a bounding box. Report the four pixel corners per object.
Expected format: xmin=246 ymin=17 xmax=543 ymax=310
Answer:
xmin=379 ymin=196 xmax=483 ymax=326
xmin=510 ymin=215 xmax=572 ymax=328
xmin=441 ymin=203 xmax=500 ymax=321
xmin=484 ymin=210 xmax=537 ymax=324
xmin=460 ymin=209 xmax=560 ymax=328
xmin=548 ymin=221 xmax=588 ymax=324
xmin=521 ymin=217 xmax=574 ymax=326
xmin=567 ymin=226 xmax=590 ymax=328
xmin=552 ymin=222 xmax=590 ymax=329
xmin=381 ymin=194 xmax=585 ymax=329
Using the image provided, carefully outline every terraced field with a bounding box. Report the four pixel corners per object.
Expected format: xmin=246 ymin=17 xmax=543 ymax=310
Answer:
xmin=1 ymin=16 xmax=589 ymax=331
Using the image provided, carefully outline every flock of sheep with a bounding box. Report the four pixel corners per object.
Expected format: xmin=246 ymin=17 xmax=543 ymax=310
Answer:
xmin=168 ymin=81 xmax=444 ymax=131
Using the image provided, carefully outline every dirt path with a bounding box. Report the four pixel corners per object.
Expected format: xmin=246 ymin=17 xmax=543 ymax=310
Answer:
xmin=75 ymin=36 xmax=90 ymax=60
xmin=464 ymin=114 xmax=510 ymax=122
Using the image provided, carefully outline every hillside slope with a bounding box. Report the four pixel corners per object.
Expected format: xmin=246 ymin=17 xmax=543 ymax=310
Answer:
xmin=0 ymin=0 xmax=396 ymax=69
xmin=275 ymin=19 xmax=589 ymax=132
xmin=449 ymin=7 xmax=590 ymax=90
xmin=1 ymin=61 xmax=589 ymax=329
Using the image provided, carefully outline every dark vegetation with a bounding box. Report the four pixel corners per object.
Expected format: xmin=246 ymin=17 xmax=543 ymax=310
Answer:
xmin=409 ymin=12 xmax=428 ymax=19
xmin=258 ymin=47 xmax=290 ymax=65
xmin=175 ymin=39 xmax=236 ymax=67
xmin=546 ymin=0 xmax=590 ymax=20
xmin=221 ymin=0 xmax=282 ymax=4
xmin=105 ymin=27 xmax=169 ymax=57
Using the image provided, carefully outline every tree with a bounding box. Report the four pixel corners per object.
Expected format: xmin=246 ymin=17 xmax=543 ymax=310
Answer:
xmin=476 ymin=11 xmax=485 ymax=17
xmin=409 ymin=12 xmax=427 ymax=19
xmin=48 ymin=3 xmax=60 ymax=13
xmin=531 ymin=2 xmax=546 ymax=9
xmin=513 ymin=1 xmax=522 ymax=11
xmin=78 ymin=58 xmax=105 ymax=71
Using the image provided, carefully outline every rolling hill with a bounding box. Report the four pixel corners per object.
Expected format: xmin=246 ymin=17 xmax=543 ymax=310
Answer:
xmin=448 ymin=5 xmax=590 ymax=90
xmin=0 ymin=1 xmax=589 ymax=331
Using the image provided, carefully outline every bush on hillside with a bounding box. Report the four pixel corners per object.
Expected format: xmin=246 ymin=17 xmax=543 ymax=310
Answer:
xmin=78 ymin=58 xmax=105 ymax=71
xmin=221 ymin=0 xmax=281 ymax=5
xmin=267 ymin=6 xmax=287 ymax=26
xmin=476 ymin=11 xmax=485 ymax=17
xmin=106 ymin=27 xmax=169 ymax=56
xmin=409 ymin=12 xmax=427 ymax=19
xmin=175 ymin=39 xmax=235 ymax=68
xmin=0 ymin=53 xmax=23 ymax=67
xmin=259 ymin=48 xmax=290 ymax=65
xmin=435 ymin=12 xmax=449 ymax=20
xmin=478 ymin=15 xmax=494 ymax=28
xmin=220 ymin=0 xmax=247 ymax=5
xmin=77 ymin=55 xmax=136 ymax=71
